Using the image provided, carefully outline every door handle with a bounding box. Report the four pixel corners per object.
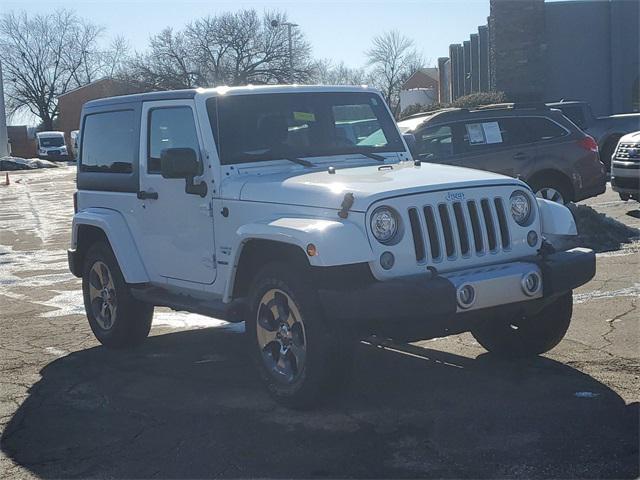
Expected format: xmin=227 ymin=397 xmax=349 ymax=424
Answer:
xmin=137 ymin=190 xmax=159 ymax=200
xmin=513 ymin=152 xmax=529 ymax=160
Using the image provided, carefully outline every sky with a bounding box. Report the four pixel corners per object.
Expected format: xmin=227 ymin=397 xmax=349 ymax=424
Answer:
xmin=2 ymin=0 xmax=490 ymax=125
xmin=1 ymin=0 xmax=490 ymax=68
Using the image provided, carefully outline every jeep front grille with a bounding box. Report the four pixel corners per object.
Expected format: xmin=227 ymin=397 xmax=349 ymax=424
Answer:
xmin=408 ymin=197 xmax=511 ymax=264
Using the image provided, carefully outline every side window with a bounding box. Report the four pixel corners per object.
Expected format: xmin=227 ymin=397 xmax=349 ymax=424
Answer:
xmin=80 ymin=110 xmax=135 ymax=173
xmin=332 ymin=104 xmax=389 ymax=147
xmin=559 ymin=106 xmax=586 ymax=129
xmin=460 ymin=118 xmax=532 ymax=153
xmin=148 ymin=107 xmax=200 ymax=174
xmin=496 ymin=118 xmax=533 ymax=146
xmin=525 ymin=117 xmax=567 ymax=142
xmin=460 ymin=119 xmax=507 ymax=153
xmin=415 ymin=125 xmax=454 ymax=160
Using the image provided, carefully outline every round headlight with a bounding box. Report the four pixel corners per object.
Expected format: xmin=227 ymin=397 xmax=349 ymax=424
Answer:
xmin=370 ymin=206 xmax=399 ymax=244
xmin=510 ymin=190 xmax=532 ymax=226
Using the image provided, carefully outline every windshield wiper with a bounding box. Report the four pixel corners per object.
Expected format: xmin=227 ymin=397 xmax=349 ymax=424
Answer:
xmin=350 ymin=152 xmax=386 ymax=162
xmin=283 ymin=156 xmax=315 ymax=168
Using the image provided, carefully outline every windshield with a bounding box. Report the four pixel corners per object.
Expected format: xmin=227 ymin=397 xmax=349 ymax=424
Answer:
xmin=39 ymin=137 xmax=64 ymax=147
xmin=207 ymin=92 xmax=404 ymax=165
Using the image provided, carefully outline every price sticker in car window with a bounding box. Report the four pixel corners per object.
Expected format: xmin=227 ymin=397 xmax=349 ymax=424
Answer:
xmin=293 ymin=111 xmax=316 ymax=122
xmin=466 ymin=123 xmax=486 ymax=145
xmin=482 ymin=121 xmax=503 ymax=144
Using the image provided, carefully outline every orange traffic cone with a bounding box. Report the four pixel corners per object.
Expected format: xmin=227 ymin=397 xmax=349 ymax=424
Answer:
xmin=4 ymin=172 xmax=8 ymax=186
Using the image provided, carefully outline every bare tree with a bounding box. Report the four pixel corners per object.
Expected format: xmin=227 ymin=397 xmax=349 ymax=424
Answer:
xmin=366 ymin=30 xmax=423 ymax=115
xmin=125 ymin=28 xmax=200 ymax=90
xmin=185 ymin=16 xmax=230 ymax=86
xmin=97 ymin=36 xmax=131 ymax=80
xmin=0 ymin=10 xmax=117 ymax=129
xmin=312 ymin=59 xmax=369 ymax=86
xmin=126 ymin=9 xmax=314 ymax=90
xmin=194 ymin=9 xmax=313 ymax=85
xmin=73 ymin=35 xmax=130 ymax=85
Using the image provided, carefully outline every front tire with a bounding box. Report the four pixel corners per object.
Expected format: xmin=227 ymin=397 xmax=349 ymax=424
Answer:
xmin=246 ymin=262 xmax=353 ymax=408
xmin=82 ymin=242 xmax=153 ymax=349
xmin=470 ymin=292 xmax=573 ymax=358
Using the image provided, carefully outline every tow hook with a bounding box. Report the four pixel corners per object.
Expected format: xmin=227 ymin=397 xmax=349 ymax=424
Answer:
xmin=338 ymin=192 xmax=355 ymax=219
xmin=538 ymin=239 xmax=556 ymax=259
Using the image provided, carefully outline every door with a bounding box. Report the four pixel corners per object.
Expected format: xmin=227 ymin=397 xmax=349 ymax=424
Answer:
xmin=452 ymin=117 xmax=534 ymax=178
xmin=135 ymin=100 xmax=216 ymax=285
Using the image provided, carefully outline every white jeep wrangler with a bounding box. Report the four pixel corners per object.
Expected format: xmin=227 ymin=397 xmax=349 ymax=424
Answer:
xmin=68 ymin=86 xmax=595 ymax=407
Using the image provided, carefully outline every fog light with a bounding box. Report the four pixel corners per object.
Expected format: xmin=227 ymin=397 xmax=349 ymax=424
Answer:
xmin=380 ymin=251 xmax=395 ymax=270
xmin=521 ymin=271 xmax=542 ymax=296
xmin=457 ymin=284 xmax=475 ymax=309
xmin=527 ymin=230 xmax=538 ymax=247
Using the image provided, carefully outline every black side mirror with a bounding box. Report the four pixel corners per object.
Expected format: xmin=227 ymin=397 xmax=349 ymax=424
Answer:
xmin=160 ymin=148 xmax=201 ymax=179
xmin=160 ymin=147 xmax=207 ymax=197
xmin=402 ymin=133 xmax=417 ymax=156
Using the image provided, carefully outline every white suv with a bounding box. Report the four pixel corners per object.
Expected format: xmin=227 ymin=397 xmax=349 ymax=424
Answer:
xmin=68 ymin=86 xmax=595 ymax=407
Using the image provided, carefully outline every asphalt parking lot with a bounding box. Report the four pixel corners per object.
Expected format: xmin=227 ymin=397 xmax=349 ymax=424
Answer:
xmin=1 ymin=165 xmax=638 ymax=479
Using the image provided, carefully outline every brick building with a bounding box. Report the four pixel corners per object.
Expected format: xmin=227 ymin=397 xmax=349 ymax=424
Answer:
xmin=441 ymin=0 xmax=639 ymax=116
xmin=57 ymin=78 xmax=142 ymax=146
xmin=399 ymin=67 xmax=440 ymax=112
xmin=7 ymin=126 xmax=36 ymax=158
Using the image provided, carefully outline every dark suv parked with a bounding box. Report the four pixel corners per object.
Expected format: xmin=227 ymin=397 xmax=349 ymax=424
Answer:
xmin=547 ymin=101 xmax=640 ymax=169
xmin=398 ymin=104 xmax=606 ymax=204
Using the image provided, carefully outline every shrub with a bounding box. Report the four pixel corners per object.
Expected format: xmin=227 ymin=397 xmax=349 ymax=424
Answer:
xmin=399 ymin=91 xmax=508 ymax=120
xmin=451 ymin=91 xmax=507 ymax=109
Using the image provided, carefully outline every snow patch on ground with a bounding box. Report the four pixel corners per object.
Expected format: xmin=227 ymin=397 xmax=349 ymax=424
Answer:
xmin=0 ymin=156 xmax=62 ymax=171
xmin=154 ymin=311 xmax=244 ymax=332
xmin=552 ymin=204 xmax=640 ymax=253
xmin=45 ymin=346 xmax=69 ymax=357
xmin=573 ymin=283 xmax=640 ymax=304
xmin=39 ymin=290 xmax=86 ymax=318
xmin=0 ymin=242 xmax=239 ymax=330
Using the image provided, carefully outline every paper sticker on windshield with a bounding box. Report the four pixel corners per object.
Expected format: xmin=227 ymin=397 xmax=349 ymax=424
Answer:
xmin=466 ymin=123 xmax=486 ymax=144
xmin=294 ymin=111 xmax=316 ymax=122
xmin=482 ymin=121 xmax=503 ymax=144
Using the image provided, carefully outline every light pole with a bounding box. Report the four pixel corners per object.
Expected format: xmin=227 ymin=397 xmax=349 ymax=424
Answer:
xmin=270 ymin=19 xmax=298 ymax=83
xmin=0 ymin=60 xmax=8 ymax=158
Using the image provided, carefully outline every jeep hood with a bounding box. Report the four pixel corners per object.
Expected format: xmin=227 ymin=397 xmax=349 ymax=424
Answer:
xmin=222 ymin=162 xmax=521 ymax=212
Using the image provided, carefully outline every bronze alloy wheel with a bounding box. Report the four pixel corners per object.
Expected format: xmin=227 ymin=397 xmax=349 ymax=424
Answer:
xmin=255 ymin=288 xmax=307 ymax=384
xmin=88 ymin=260 xmax=118 ymax=330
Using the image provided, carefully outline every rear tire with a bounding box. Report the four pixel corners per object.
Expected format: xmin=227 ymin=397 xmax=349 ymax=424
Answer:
xmin=530 ymin=176 xmax=572 ymax=204
xmin=246 ymin=262 xmax=354 ymax=409
xmin=82 ymin=242 xmax=153 ymax=349
xmin=471 ymin=292 xmax=573 ymax=358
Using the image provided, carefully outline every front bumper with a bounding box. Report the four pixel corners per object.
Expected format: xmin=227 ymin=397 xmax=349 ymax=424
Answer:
xmin=319 ymin=248 xmax=595 ymax=339
xmin=39 ymin=152 xmax=69 ymax=161
xmin=611 ymin=166 xmax=639 ymax=199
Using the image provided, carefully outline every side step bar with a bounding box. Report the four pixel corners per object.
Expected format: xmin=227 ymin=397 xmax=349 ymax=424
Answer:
xmin=130 ymin=286 xmax=246 ymax=323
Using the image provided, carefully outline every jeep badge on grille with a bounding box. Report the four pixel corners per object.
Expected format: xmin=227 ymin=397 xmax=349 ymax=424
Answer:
xmin=446 ymin=191 xmax=465 ymax=201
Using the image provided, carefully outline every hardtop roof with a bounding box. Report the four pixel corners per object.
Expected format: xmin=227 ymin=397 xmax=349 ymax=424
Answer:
xmin=84 ymin=85 xmax=378 ymax=109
